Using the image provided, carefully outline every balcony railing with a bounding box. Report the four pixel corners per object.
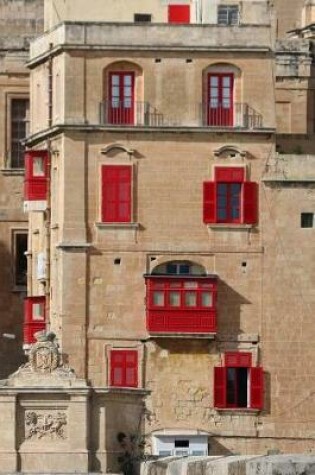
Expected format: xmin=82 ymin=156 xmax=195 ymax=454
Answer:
xmin=99 ymin=101 xmax=263 ymax=129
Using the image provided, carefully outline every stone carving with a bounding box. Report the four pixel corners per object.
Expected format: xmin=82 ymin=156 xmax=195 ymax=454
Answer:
xmin=25 ymin=410 xmax=67 ymax=440
xmin=29 ymin=331 xmax=59 ymax=373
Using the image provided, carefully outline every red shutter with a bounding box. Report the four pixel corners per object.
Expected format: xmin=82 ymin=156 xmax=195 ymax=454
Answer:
xmin=168 ymin=5 xmax=190 ymax=23
xmin=243 ymin=181 xmax=258 ymax=224
xmin=215 ymin=167 xmax=245 ymax=183
xmin=101 ymin=165 xmax=132 ymax=223
xmin=214 ymin=366 xmax=227 ymax=408
xmin=110 ymin=350 xmax=138 ymax=388
xmin=203 ymin=182 xmax=216 ymax=223
xmin=225 ymin=352 xmax=252 ymax=367
xmin=250 ymin=367 xmax=264 ymax=409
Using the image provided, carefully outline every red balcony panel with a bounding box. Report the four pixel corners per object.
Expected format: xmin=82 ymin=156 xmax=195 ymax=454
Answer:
xmin=24 ymin=296 xmax=46 ymax=344
xmin=24 ymin=151 xmax=48 ymax=201
xmin=145 ymin=276 xmax=217 ymax=335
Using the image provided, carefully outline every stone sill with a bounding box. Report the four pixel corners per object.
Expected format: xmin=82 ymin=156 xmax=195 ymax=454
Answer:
xmin=207 ymin=223 xmax=254 ymax=230
xmin=95 ymin=222 xmax=140 ymax=230
xmin=148 ymin=333 xmax=216 ymax=340
xmin=94 ymin=387 xmax=150 ymax=396
xmin=215 ymin=408 xmax=261 ymax=414
xmin=56 ymin=242 xmax=92 ymax=249
xmin=0 ymin=168 xmax=24 ymax=176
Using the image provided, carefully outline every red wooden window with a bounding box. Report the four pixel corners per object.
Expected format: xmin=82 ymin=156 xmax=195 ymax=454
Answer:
xmin=110 ymin=350 xmax=138 ymax=388
xmin=24 ymin=296 xmax=46 ymax=344
xmin=214 ymin=352 xmax=264 ymax=410
xmin=109 ymin=72 xmax=135 ymax=125
xmin=203 ymin=167 xmax=258 ymax=225
xmin=168 ymin=5 xmax=190 ymax=23
xmin=24 ymin=150 xmax=49 ymax=201
xmin=207 ymin=73 xmax=234 ymax=126
xmin=145 ymin=277 xmax=217 ymax=334
xmin=101 ymin=165 xmax=132 ymax=223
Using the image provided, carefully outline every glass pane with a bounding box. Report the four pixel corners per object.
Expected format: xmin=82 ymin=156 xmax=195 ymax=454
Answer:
xmin=153 ymin=291 xmax=164 ymax=306
xmin=179 ymin=264 xmax=190 ymax=274
xmin=218 ymin=184 xmax=227 ymax=194
xmin=218 ymin=209 xmax=227 ymax=220
xmin=33 ymin=157 xmax=45 ymax=177
xmin=111 ymin=75 xmax=120 ymax=85
xmin=184 ymin=281 xmax=198 ymax=289
xmin=124 ymin=75 xmax=132 ymax=86
xmin=201 ymin=292 xmax=213 ymax=307
xmin=223 ymin=77 xmax=231 ymax=87
xmin=169 ymin=291 xmax=180 ymax=307
xmin=210 ymin=76 xmax=218 ymax=86
xmin=185 ymin=292 xmax=197 ymax=307
xmin=33 ymin=303 xmax=44 ymax=321
xmin=111 ymin=86 xmax=120 ymax=98
xmin=124 ymin=86 xmax=132 ymax=98
xmin=123 ymin=98 xmax=132 ymax=108
xmin=170 ymin=282 xmax=181 ymax=288
xmin=166 ymin=264 xmax=177 ymax=274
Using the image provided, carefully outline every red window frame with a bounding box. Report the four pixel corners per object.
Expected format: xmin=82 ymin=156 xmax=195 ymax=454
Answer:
xmin=24 ymin=150 xmax=49 ymax=201
xmin=110 ymin=350 xmax=138 ymax=388
xmin=168 ymin=4 xmax=190 ymax=23
xmin=203 ymin=167 xmax=258 ymax=225
xmin=101 ymin=165 xmax=132 ymax=223
xmin=145 ymin=276 xmax=217 ymax=334
xmin=214 ymin=352 xmax=264 ymax=410
xmin=207 ymin=73 xmax=234 ymax=126
xmin=108 ymin=71 xmax=135 ymax=125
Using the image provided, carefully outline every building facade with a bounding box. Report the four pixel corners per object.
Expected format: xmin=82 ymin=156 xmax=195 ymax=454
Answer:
xmin=1 ymin=0 xmax=313 ymax=472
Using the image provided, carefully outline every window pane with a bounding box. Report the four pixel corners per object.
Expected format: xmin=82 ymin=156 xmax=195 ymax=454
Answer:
xmin=301 ymin=213 xmax=314 ymax=228
xmin=185 ymin=292 xmax=197 ymax=307
xmin=201 ymin=292 xmax=213 ymax=307
xmin=169 ymin=291 xmax=180 ymax=307
xmin=33 ymin=303 xmax=44 ymax=321
xmin=166 ymin=264 xmax=177 ymax=274
xmin=15 ymin=233 xmax=27 ymax=286
xmin=124 ymin=75 xmax=132 ymax=86
xmin=169 ymin=282 xmax=181 ymax=288
xmin=184 ymin=281 xmax=198 ymax=289
xmin=111 ymin=75 xmax=120 ymax=85
xmin=179 ymin=264 xmax=190 ymax=274
xmin=153 ymin=291 xmax=164 ymax=306
xmin=33 ymin=157 xmax=45 ymax=177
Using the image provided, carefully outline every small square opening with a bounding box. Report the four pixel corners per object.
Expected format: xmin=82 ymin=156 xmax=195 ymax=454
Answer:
xmin=301 ymin=213 xmax=314 ymax=228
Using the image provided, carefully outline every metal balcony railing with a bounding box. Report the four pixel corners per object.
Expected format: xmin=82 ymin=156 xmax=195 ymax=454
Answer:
xmin=99 ymin=101 xmax=263 ymax=129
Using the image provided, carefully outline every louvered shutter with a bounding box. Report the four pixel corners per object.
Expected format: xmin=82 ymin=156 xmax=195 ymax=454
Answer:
xmin=203 ymin=182 xmax=216 ymax=223
xmin=250 ymin=367 xmax=264 ymax=409
xmin=243 ymin=181 xmax=258 ymax=224
xmin=102 ymin=165 xmax=132 ymax=223
xmin=214 ymin=366 xmax=227 ymax=407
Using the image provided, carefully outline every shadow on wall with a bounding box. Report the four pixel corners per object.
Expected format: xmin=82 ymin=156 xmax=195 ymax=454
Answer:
xmin=0 ymin=240 xmax=26 ymax=379
xmin=210 ymin=438 xmax=234 ymax=456
xmin=217 ymin=280 xmax=251 ymax=337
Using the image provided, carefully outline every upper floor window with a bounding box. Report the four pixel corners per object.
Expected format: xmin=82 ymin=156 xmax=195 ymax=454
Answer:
xmin=214 ymin=352 xmax=264 ymax=410
xmin=13 ymin=230 xmax=27 ymax=288
xmin=9 ymin=98 xmax=29 ymax=168
xmin=168 ymin=5 xmax=190 ymax=23
xmin=134 ymin=13 xmax=152 ymax=23
xmin=301 ymin=212 xmax=314 ymax=228
xmin=207 ymin=73 xmax=234 ymax=126
xmin=108 ymin=72 xmax=135 ymax=125
xmin=101 ymin=165 xmax=132 ymax=223
xmin=203 ymin=167 xmax=258 ymax=225
xmin=110 ymin=349 xmax=138 ymax=388
xmin=217 ymin=5 xmax=240 ymax=25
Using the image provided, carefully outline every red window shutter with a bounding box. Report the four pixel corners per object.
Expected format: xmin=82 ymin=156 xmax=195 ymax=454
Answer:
xmin=250 ymin=367 xmax=264 ymax=409
xmin=110 ymin=350 xmax=138 ymax=388
xmin=203 ymin=182 xmax=216 ymax=223
xmin=214 ymin=366 xmax=227 ymax=408
xmin=125 ymin=351 xmax=138 ymax=387
xmin=168 ymin=5 xmax=190 ymax=23
xmin=243 ymin=181 xmax=258 ymax=224
xmin=102 ymin=165 xmax=132 ymax=223
xmin=215 ymin=167 xmax=245 ymax=183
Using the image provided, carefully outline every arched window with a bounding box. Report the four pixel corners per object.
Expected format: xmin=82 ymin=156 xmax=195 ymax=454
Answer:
xmin=145 ymin=261 xmax=217 ymax=336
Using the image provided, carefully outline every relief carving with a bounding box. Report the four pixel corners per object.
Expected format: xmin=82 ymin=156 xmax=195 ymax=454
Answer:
xmin=25 ymin=411 xmax=67 ymax=440
xmin=29 ymin=331 xmax=59 ymax=373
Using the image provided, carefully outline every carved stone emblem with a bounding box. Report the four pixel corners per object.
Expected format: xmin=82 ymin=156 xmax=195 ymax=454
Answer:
xmin=25 ymin=411 xmax=67 ymax=440
xmin=29 ymin=332 xmax=59 ymax=373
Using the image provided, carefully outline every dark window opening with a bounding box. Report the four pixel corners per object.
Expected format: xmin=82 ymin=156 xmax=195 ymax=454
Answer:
xmin=175 ymin=440 xmax=189 ymax=448
xmin=134 ymin=13 xmax=152 ymax=22
xmin=226 ymin=367 xmax=248 ymax=407
xmin=10 ymin=98 xmax=29 ymax=168
xmin=15 ymin=233 xmax=27 ymax=287
xmin=301 ymin=213 xmax=314 ymax=228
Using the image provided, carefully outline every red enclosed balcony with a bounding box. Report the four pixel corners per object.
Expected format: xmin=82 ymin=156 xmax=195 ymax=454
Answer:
xmin=145 ymin=275 xmax=217 ymax=337
xmin=24 ymin=150 xmax=49 ymax=202
xmin=24 ymin=296 xmax=46 ymax=345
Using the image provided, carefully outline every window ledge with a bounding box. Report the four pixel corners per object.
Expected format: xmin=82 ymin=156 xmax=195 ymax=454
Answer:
xmin=207 ymin=223 xmax=254 ymax=229
xmin=95 ymin=222 xmax=140 ymax=230
xmin=148 ymin=333 xmax=216 ymax=340
xmin=93 ymin=387 xmax=150 ymax=396
xmin=0 ymin=168 xmax=24 ymax=176
xmin=12 ymin=286 xmax=27 ymax=293
xmin=215 ymin=408 xmax=261 ymax=414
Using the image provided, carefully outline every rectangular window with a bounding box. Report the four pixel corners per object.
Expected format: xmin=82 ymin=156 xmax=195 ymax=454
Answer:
xmin=217 ymin=5 xmax=240 ymax=25
xmin=207 ymin=73 xmax=234 ymax=126
xmin=110 ymin=350 xmax=138 ymax=388
xmin=301 ymin=212 xmax=314 ymax=228
xmin=13 ymin=231 xmax=28 ymax=288
xmin=101 ymin=165 xmax=132 ymax=223
xmin=108 ymin=72 xmax=135 ymax=125
xmin=168 ymin=5 xmax=190 ymax=23
xmin=203 ymin=167 xmax=258 ymax=225
xmin=214 ymin=352 xmax=264 ymax=410
xmin=9 ymin=98 xmax=29 ymax=168
xmin=134 ymin=13 xmax=152 ymax=22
